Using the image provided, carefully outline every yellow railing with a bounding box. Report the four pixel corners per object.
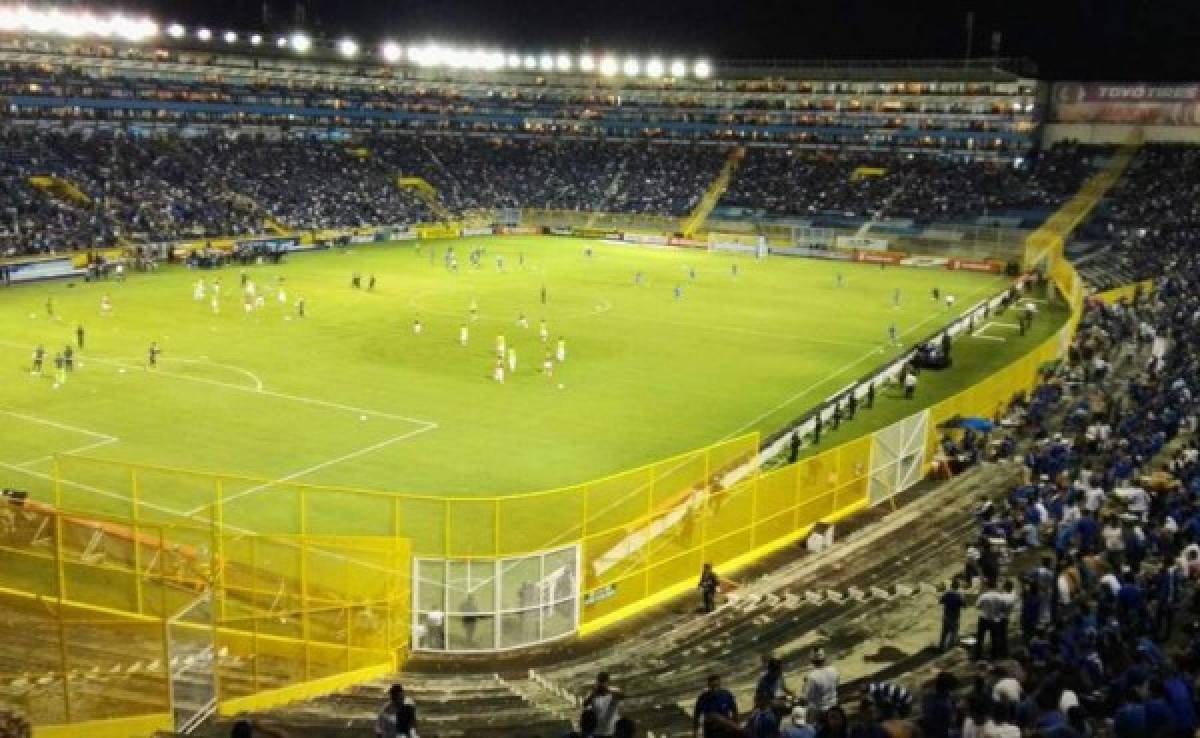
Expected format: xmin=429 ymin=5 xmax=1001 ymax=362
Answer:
xmin=0 ymin=502 xmax=410 ymax=728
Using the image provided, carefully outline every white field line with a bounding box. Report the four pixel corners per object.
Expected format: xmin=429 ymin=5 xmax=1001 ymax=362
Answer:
xmin=0 ymin=409 xmax=117 ymax=442
xmin=722 ymin=280 xmax=1003 ymax=440
xmin=159 ymin=357 xmax=264 ymax=391
xmin=992 ymin=321 xmax=1022 ymax=329
xmin=189 ymin=424 xmax=437 ymax=515
xmin=15 ymin=437 xmax=120 ymax=469
xmin=0 ymin=339 xmax=437 ymax=428
xmin=0 ymin=409 xmax=122 ymax=468
xmin=971 ymin=322 xmax=1008 ymax=342
xmin=0 ymin=460 xmax=205 ymax=522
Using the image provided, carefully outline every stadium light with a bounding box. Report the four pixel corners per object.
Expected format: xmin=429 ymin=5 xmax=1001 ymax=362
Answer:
xmin=223 ymin=30 xmax=237 ymax=43
xmin=507 ymin=53 xmax=521 ymax=68
xmin=196 ymin=28 xmax=212 ymax=41
xmin=523 ymin=55 xmax=537 ymax=70
xmin=166 ymin=23 xmax=185 ymax=39
xmin=694 ymin=59 xmax=712 ymax=78
xmin=381 ymin=41 xmax=402 ymax=63
xmin=556 ymin=53 xmax=571 ymax=71
xmin=53 ymin=9 xmax=87 ymax=37
xmin=0 ymin=7 xmax=156 ymax=41
xmin=290 ymin=32 xmax=312 ymax=53
xmin=538 ymin=54 xmax=554 ymax=71
xmin=579 ymin=54 xmax=595 ymax=72
xmin=646 ymin=58 xmax=664 ymax=78
xmin=338 ymin=38 xmax=359 ymax=57
xmin=623 ymin=58 xmax=640 ymax=76
xmin=276 ymin=36 xmax=288 ymax=48
xmin=249 ymin=33 xmax=262 ymax=46
xmin=669 ymin=59 xmax=687 ymax=78
xmin=599 ymin=56 xmax=618 ymax=77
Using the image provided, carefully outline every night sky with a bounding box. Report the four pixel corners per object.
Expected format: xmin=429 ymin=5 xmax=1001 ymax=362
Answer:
xmin=126 ymin=0 xmax=1200 ymax=81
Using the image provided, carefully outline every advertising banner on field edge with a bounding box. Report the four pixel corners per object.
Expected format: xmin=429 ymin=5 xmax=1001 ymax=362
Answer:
xmin=623 ymin=233 xmax=669 ymax=246
xmin=851 ymin=250 xmax=906 ymax=265
xmin=3 ymin=256 xmax=77 ymax=283
xmin=947 ymin=258 xmax=1006 ymax=273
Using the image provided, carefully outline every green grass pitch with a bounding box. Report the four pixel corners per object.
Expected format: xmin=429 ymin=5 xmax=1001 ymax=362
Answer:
xmin=0 ymin=236 xmax=1063 ymax=536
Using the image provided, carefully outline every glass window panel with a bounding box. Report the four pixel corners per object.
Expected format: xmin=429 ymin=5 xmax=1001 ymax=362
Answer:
xmin=499 ymin=610 xmax=540 ymax=649
xmin=416 ymin=560 xmax=446 ymax=613
xmin=499 ymin=557 xmax=542 ymax=611
xmin=446 ymin=614 xmax=495 ymax=651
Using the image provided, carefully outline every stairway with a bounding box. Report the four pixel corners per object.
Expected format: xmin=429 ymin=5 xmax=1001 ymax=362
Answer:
xmin=223 ymin=191 xmax=289 ymax=235
xmin=681 ymin=146 xmax=745 ymax=237
xmin=27 ymin=174 xmax=92 ymax=208
xmin=397 ymin=176 xmax=453 ymax=222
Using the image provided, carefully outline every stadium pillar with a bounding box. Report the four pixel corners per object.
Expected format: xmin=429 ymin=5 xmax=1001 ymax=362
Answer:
xmin=299 ymin=488 xmax=312 ymax=681
xmin=494 ymin=499 xmax=501 ymax=558
xmin=52 ymin=511 xmax=72 ymax=721
xmin=131 ymin=468 xmax=144 ymax=614
xmin=52 ymin=456 xmax=62 ymax=508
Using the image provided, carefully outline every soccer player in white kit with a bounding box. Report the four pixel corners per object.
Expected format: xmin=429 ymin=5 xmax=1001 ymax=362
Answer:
xmin=210 ymin=294 xmax=220 ymax=314
xmin=100 ymin=295 xmax=112 ymax=317
xmin=460 ymin=323 xmax=469 ymax=347
xmin=277 ymin=287 xmax=288 ymax=305
xmin=413 ymin=318 xmax=423 ymax=335
xmin=556 ymin=337 xmax=566 ymax=362
xmin=945 ymin=294 xmax=956 ymax=309
xmin=495 ymin=334 xmax=506 ymax=358
xmin=517 ymin=313 xmax=528 ymax=329
xmin=193 ymin=279 xmax=206 ymax=301
xmin=493 ymin=359 xmax=505 ymax=383
xmin=507 ymin=347 xmax=517 ymax=373
xmin=539 ymin=320 xmax=549 ymax=343
xmin=542 ymin=351 xmax=554 ymax=378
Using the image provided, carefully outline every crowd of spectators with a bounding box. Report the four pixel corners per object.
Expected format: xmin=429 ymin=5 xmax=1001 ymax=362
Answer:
xmin=370 ymin=135 xmax=726 ymax=216
xmin=1073 ymin=145 xmax=1200 ymax=289
xmin=0 ymin=129 xmax=434 ymax=255
xmin=0 ymin=126 xmax=1112 ymax=259
xmin=668 ymin=247 xmax=1200 ymax=738
xmin=721 ymin=143 xmax=1096 ymax=223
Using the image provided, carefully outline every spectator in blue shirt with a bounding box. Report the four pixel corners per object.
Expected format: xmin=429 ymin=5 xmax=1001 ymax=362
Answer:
xmin=693 ymin=674 xmax=738 ymax=738
xmin=938 ymin=578 xmax=965 ymax=651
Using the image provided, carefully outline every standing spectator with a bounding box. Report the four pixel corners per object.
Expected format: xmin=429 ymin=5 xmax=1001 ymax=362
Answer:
xmin=939 ymin=578 xmax=965 ymax=651
xmin=803 ymin=648 xmax=839 ymax=719
xmin=584 ymin=672 xmax=624 ymax=738
xmin=918 ymin=672 xmax=959 ymax=738
xmin=693 ymin=674 xmax=738 ymax=738
xmin=374 ymin=684 xmax=417 ymax=738
xmin=815 ymin=707 xmax=848 ymax=738
xmin=781 ymin=706 xmax=815 ymax=738
xmin=745 ymin=693 xmax=781 ymax=738
xmin=699 ymin=562 xmax=721 ymax=614
xmin=756 ymin=656 xmax=794 ymax=714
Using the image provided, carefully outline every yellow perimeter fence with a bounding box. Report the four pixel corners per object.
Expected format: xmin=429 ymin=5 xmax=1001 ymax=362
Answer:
xmin=1 ymin=142 xmax=1141 ymax=735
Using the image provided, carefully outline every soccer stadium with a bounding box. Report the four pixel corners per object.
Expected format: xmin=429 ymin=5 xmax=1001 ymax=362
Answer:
xmin=0 ymin=4 xmax=1198 ymax=738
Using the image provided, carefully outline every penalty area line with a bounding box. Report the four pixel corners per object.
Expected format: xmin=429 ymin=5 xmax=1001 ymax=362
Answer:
xmin=185 ymin=423 xmax=438 ymax=515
